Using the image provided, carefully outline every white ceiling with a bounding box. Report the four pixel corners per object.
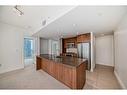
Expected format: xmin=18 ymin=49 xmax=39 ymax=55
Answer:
xmin=0 ymin=6 xmax=127 ymax=39
xmin=34 ymin=6 xmax=127 ymax=39
xmin=0 ymin=6 xmax=75 ymax=35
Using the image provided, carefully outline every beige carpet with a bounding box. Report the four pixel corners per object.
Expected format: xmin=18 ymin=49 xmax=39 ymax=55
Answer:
xmin=0 ymin=64 xmax=69 ymax=89
xmin=0 ymin=64 xmax=121 ymax=89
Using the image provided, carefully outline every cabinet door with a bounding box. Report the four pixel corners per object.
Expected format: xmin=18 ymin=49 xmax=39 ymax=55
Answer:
xmin=49 ymin=61 xmax=55 ymax=76
xmin=82 ymin=34 xmax=87 ymax=42
xmin=52 ymin=63 xmax=61 ymax=79
xmin=82 ymin=34 xmax=90 ymax=42
xmin=57 ymin=64 xmax=63 ymax=81
xmin=77 ymin=33 xmax=91 ymax=43
xmin=42 ymin=58 xmax=48 ymax=72
xmin=62 ymin=65 xmax=74 ymax=88
xmin=77 ymin=35 xmax=82 ymax=43
xmin=46 ymin=60 xmax=51 ymax=74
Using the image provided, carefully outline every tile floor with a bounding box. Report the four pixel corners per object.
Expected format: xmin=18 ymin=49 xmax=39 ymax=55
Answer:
xmin=0 ymin=64 xmax=121 ymax=89
xmin=84 ymin=64 xmax=121 ymax=89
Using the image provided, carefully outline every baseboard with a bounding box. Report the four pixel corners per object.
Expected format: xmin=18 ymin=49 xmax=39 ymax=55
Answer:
xmin=114 ymin=70 xmax=126 ymax=89
xmin=0 ymin=66 xmax=24 ymax=75
xmin=96 ymin=63 xmax=114 ymax=67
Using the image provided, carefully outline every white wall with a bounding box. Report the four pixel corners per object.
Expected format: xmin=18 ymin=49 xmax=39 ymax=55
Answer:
xmin=40 ymin=38 xmax=49 ymax=54
xmin=0 ymin=22 xmax=26 ymax=74
xmin=114 ymin=13 xmax=127 ymax=88
xmin=35 ymin=37 xmax=40 ymax=56
xmin=40 ymin=38 xmax=60 ymax=55
xmin=59 ymin=39 xmax=63 ymax=54
xmin=48 ymin=39 xmax=52 ymax=54
xmin=95 ymin=35 xmax=114 ymax=66
xmin=51 ymin=40 xmax=60 ymax=56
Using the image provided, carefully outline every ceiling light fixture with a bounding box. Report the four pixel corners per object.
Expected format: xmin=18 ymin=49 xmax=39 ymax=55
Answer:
xmin=73 ymin=24 xmax=76 ymax=27
xmin=13 ymin=5 xmax=24 ymax=16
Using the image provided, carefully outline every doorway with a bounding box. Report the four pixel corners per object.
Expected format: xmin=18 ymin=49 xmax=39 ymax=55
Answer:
xmin=51 ymin=40 xmax=59 ymax=56
xmin=24 ymin=38 xmax=35 ymax=67
xmin=95 ymin=35 xmax=114 ymax=67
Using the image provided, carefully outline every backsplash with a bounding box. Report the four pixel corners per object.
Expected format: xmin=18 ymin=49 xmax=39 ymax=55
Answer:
xmin=66 ymin=48 xmax=77 ymax=53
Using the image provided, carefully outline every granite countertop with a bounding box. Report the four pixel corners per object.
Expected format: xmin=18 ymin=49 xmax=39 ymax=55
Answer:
xmin=38 ymin=54 xmax=87 ymax=67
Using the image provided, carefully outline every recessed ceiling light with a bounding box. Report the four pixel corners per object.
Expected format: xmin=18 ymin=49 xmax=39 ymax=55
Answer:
xmin=98 ymin=13 xmax=102 ymax=16
xmin=73 ymin=24 xmax=76 ymax=27
xmin=27 ymin=26 xmax=31 ymax=29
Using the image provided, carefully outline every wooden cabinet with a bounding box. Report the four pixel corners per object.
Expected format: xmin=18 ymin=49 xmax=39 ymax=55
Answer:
xmin=49 ymin=61 xmax=54 ymax=76
xmin=62 ymin=37 xmax=77 ymax=53
xmin=42 ymin=58 xmax=54 ymax=75
xmin=36 ymin=57 xmax=86 ymax=89
xmin=76 ymin=63 xmax=86 ymax=88
xmin=77 ymin=33 xmax=91 ymax=43
xmin=41 ymin=58 xmax=48 ymax=72
xmin=62 ymin=65 xmax=76 ymax=88
xmin=62 ymin=33 xmax=91 ymax=54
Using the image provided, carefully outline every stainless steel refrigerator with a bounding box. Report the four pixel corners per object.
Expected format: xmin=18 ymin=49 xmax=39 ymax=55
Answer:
xmin=77 ymin=42 xmax=91 ymax=70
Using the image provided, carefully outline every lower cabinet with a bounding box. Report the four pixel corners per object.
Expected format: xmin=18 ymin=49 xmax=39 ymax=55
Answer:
xmin=62 ymin=65 xmax=75 ymax=88
xmin=40 ymin=58 xmax=85 ymax=89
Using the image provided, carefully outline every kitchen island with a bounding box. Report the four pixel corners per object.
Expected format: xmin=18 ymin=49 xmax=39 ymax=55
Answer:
xmin=36 ymin=54 xmax=87 ymax=89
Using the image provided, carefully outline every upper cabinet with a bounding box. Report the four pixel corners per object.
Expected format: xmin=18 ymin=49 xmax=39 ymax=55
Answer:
xmin=62 ymin=33 xmax=91 ymax=53
xmin=62 ymin=37 xmax=77 ymax=53
xmin=63 ymin=37 xmax=77 ymax=48
xmin=77 ymin=33 xmax=91 ymax=43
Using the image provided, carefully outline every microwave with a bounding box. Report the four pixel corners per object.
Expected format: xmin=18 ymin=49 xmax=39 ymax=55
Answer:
xmin=66 ymin=42 xmax=75 ymax=48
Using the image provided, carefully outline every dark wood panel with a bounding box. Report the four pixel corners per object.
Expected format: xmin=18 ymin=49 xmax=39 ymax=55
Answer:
xmin=62 ymin=37 xmax=77 ymax=53
xmin=76 ymin=63 xmax=86 ymax=89
xmin=41 ymin=58 xmax=48 ymax=72
xmin=36 ymin=56 xmax=41 ymax=70
xmin=62 ymin=65 xmax=73 ymax=88
xmin=77 ymin=33 xmax=91 ymax=43
xmin=62 ymin=38 xmax=65 ymax=53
